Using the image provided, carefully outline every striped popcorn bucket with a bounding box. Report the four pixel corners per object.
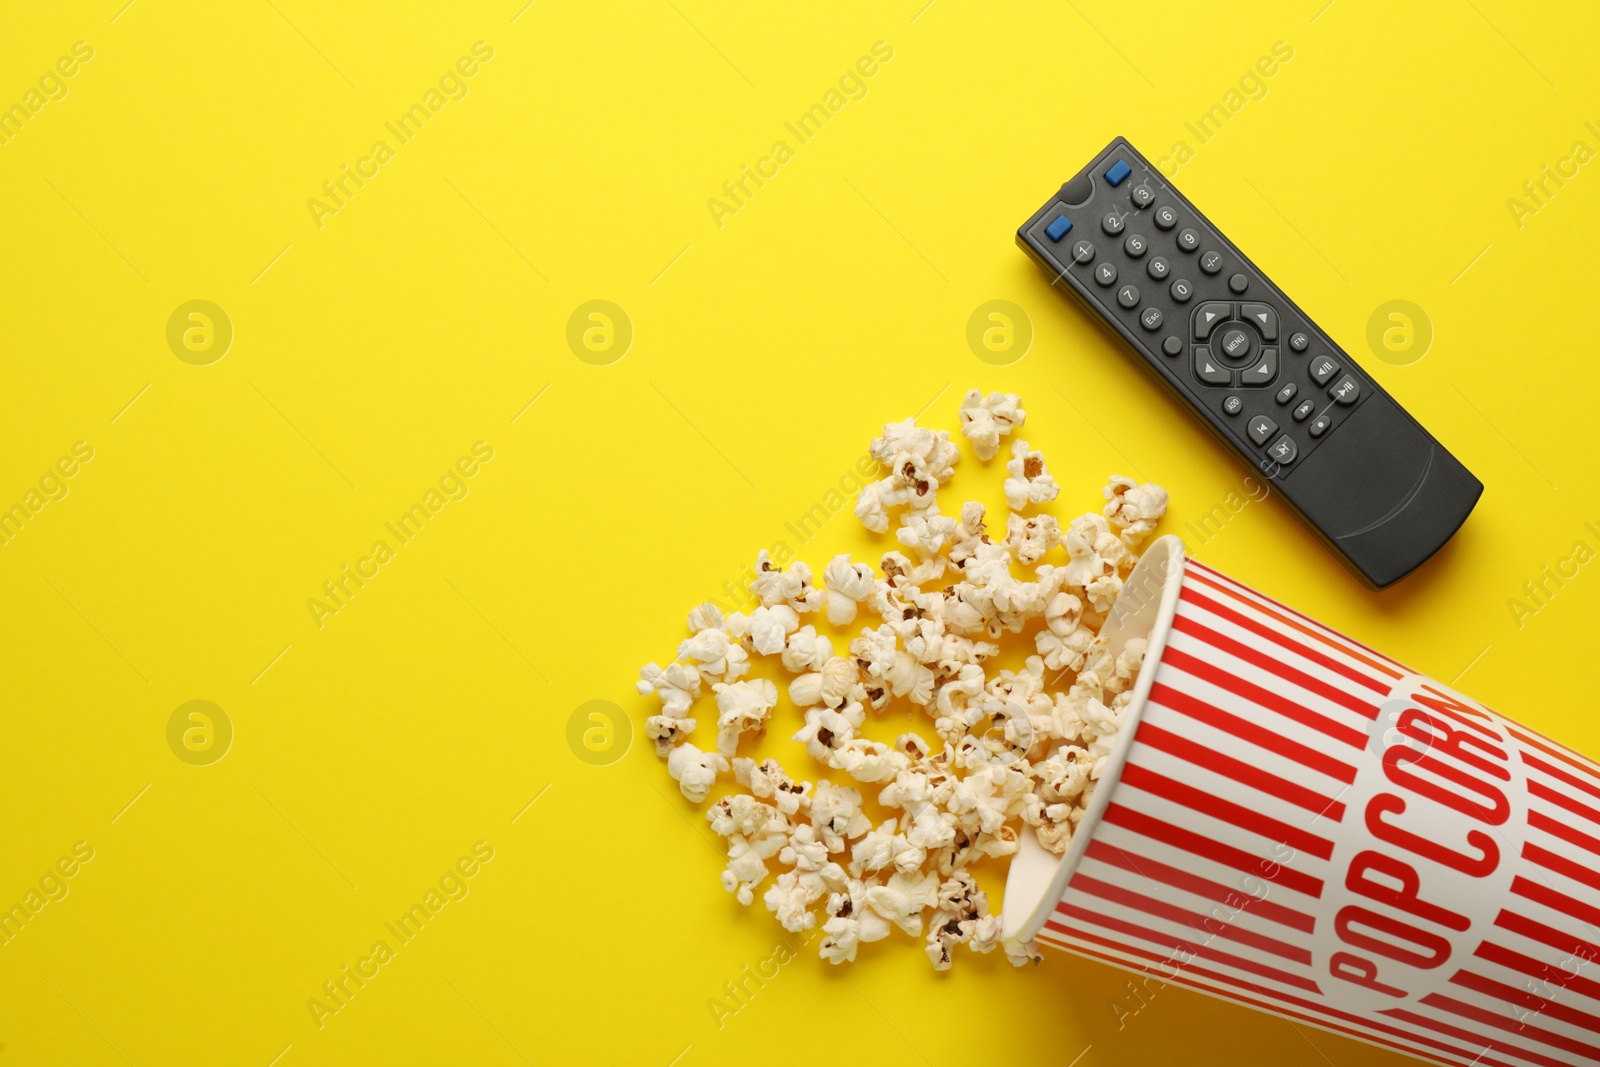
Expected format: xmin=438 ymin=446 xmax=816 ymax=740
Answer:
xmin=1002 ymin=535 xmax=1600 ymax=1067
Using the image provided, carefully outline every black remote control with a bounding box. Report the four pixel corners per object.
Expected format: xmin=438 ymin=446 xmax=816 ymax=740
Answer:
xmin=1017 ymin=137 xmax=1481 ymax=589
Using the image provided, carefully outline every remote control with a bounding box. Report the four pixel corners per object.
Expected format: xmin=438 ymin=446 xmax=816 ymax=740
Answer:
xmin=1017 ymin=137 xmax=1481 ymax=589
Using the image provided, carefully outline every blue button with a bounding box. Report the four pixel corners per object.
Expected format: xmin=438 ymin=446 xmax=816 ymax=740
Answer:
xmin=1105 ymin=160 xmax=1132 ymax=186
xmin=1045 ymin=214 xmax=1072 ymax=242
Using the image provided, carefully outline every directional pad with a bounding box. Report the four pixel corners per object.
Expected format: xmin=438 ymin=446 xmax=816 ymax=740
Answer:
xmin=1240 ymin=347 xmax=1277 ymax=386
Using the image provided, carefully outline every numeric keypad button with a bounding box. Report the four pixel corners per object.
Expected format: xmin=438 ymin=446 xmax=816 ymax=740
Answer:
xmin=1102 ymin=212 xmax=1125 ymax=235
xmin=1170 ymin=278 xmax=1193 ymax=303
xmin=1094 ymin=262 xmax=1118 ymax=287
xmin=1154 ymin=205 xmax=1177 ymax=230
xmin=1125 ymin=234 xmax=1147 ymax=257
xmin=1147 ymin=256 xmax=1170 ymax=280
xmin=1130 ymin=184 xmax=1156 ymax=209
xmin=1200 ymin=250 xmax=1223 ymax=274
xmin=1071 ymin=240 xmax=1095 ymax=264
xmin=1177 ymin=228 xmax=1201 ymax=252
xmin=1117 ymin=284 xmax=1140 ymax=309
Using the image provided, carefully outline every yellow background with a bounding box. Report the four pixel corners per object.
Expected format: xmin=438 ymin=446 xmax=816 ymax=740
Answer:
xmin=1 ymin=1 xmax=1595 ymax=1064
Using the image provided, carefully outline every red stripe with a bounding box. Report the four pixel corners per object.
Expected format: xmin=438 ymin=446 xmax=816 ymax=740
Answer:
xmin=1137 ymin=720 xmax=1347 ymax=820
xmin=1476 ymin=940 xmax=1600 ymax=1008
xmin=1101 ymin=803 xmax=1325 ymax=898
xmin=1530 ymin=808 xmax=1600 ymax=866
xmin=1512 ymin=876 xmax=1600 ymax=932
xmin=1419 ymin=991 xmax=1600 ymax=1060
xmin=1119 ymin=762 xmax=1335 ymax=861
xmin=1160 ymin=646 xmax=1366 ymax=750
xmin=1172 ymin=613 xmax=1379 ymax=721
xmin=1083 ymin=839 xmax=1316 ymax=934
xmin=1525 ymin=839 xmax=1600 ymax=897
xmin=1067 ymin=872 xmax=1313 ymax=964
xmin=1182 ymin=560 xmax=1406 ymax=677
xmin=1384 ymin=1008 xmax=1580 ymax=1067
xmin=1049 ymin=905 xmax=1322 ymax=992
xmin=1497 ymin=910 xmax=1600 ymax=973
xmin=1044 ymin=931 xmax=1499 ymax=1067
xmin=1531 ymin=780 xmax=1600 ymax=835
xmin=1148 ymin=681 xmax=1357 ymax=784
xmin=1044 ymin=921 xmax=1522 ymax=1067
xmin=1181 ymin=585 xmax=1389 ymax=695
xmin=1526 ymin=752 xmax=1600 ymax=811
xmin=1514 ymin=727 xmax=1600 ymax=791
xmin=1408 ymin=684 xmax=1501 ymax=740
xmin=1450 ymin=968 xmax=1600 ymax=1036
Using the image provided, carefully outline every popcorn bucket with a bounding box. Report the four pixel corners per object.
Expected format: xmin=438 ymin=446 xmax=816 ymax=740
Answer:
xmin=1003 ymin=535 xmax=1600 ymax=1067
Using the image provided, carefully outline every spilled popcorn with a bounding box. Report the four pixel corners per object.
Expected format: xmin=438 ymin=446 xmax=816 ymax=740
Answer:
xmin=636 ymin=392 xmax=1168 ymax=969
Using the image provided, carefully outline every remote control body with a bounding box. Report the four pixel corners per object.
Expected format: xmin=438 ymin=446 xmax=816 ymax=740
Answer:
xmin=1018 ymin=137 xmax=1481 ymax=589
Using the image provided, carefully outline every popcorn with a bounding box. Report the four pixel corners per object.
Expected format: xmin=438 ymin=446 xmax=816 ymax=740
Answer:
xmin=712 ymin=679 xmax=780 ymax=757
xmin=822 ymin=554 xmax=875 ymax=626
xmin=667 ymin=743 xmax=728 ymax=804
xmin=1004 ymin=439 xmax=1060 ymax=511
xmin=1103 ymin=476 xmax=1170 ymax=546
xmin=636 ymin=389 xmax=1172 ymax=969
xmin=751 ymin=551 xmax=824 ymax=612
xmin=957 ymin=389 xmax=1025 ymax=461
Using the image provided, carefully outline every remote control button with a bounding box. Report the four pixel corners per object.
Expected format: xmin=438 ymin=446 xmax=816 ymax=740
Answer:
xmin=1218 ymin=327 xmax=1252 ymax=361
xmin=1094 ymin=262 xmax=1118 ymax=287
xmin=1102 ymin=212 xmax=1125 ymax=235
xmin=1161 ymin=336 xmax=1182 ymax=357
xmin=1240 ymin=303 xmax=1278 ymax=340
xmin=1293 ymin=398 xmax=1316 ymax=422
xmin=1125 ymin=234 xmax=1147 ymax=257
xmin=1223 ymin=395 xmax=1243 ymax=416
xmin=1139 ymin=307 xmax=1163 ymax=331
xmin=1309 ymin=412 xmax=1332 ymax=437
xmin=1200 ymin=250 xmax=1223 ymax=274
xmin=1240 ymin=347 xmax=1277 ymax=385
xmin=1117 ymin=284 xmax=1140 ymax=309
xmin=1267 ymin=434 xmax=1297 ymax=464
xmin=1170 ymin=278 xmax=1193 ymax=303
xmin=1289 ymin=331 xmax=1309 ymax=352
xmin=1045 ymin=214 xmax=1072 ymax=242
xmin=1247 ymin=415 xmax=1278 ymax=446
xmin=1329 ymin=373 xmax=1360 ymax=405
xmin=1176 ymin=229 xmax=1201 ymax=252
xmin=1105 ymin=160 xmax=1132 ymax=187
xmin=1194 ymin=302 xmax=1230 ymax=339
xmin=1194 ymin=348 xmax=1230 ymax=385
xmin=1154 ymin=205 xmax=1177 ymax=230
xmin=1072 ymin=239 xmax=1095 ymax=264
xmin=1130 ymin=183 xmax=1155 ymax=209
xmin=1147 ymin=256 xmax=1170 ymax=280
xmin=1309 ymin=355 xmax=1340 ymax=386
xmin=1275 ymin=382 xmax=1298 ymax=405
xmin=1228 ymin=272 xmax=1249 ymax=294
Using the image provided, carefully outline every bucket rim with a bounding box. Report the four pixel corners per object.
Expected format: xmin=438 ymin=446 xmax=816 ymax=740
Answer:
xmin=1001 ymin=533 xmax=1188 ymax=945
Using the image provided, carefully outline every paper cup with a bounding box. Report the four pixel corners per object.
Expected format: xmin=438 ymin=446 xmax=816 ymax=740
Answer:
xmin=1003 ymin=535 xmax=1600 ymax=1067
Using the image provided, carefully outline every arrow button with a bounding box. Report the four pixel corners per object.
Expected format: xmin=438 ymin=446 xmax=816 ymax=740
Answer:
xmin=1193 ymin=347 xmax=1231 ymax=385
xmin=1193 ymin=302 xmax=1232 ymax=340
xmin=1240 ymin=303 xmax=1278 ymax=340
